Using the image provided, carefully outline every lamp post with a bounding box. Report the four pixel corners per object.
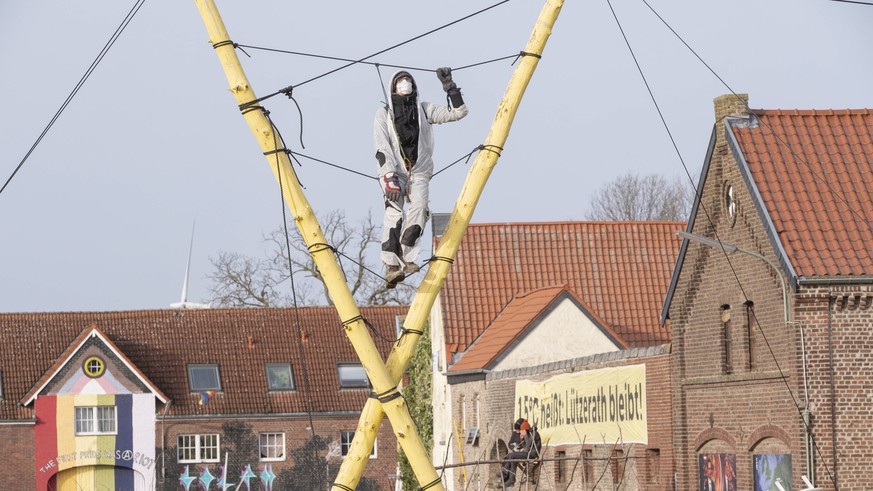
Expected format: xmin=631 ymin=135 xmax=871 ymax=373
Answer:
xmin=676 ymin=231 xmax=789 ymax=323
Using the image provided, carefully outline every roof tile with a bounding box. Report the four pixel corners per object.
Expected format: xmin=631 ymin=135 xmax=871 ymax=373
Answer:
xmin=730 ymin=109 xmax=873 ymax=277
xmin=0 ymin=307 xmax=405 ymax=420
xmin=436 ymin=221 xmax=683 ymax=357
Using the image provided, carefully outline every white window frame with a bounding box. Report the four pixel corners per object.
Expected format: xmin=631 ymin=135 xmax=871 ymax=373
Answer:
xmin=337 ymin=364 xmax=369 ymax=389
xmin=75 ymin=406 xmax=117 ymax=436
xmin=340 ymin=431 xmax=377 ymax=459
xmin=187 ymin=364 xmax=222 ymax=392
xmin=265 ymin=364 xmax=295 ymax=391
xmin=177 ymin=434 xmax=220 ymax=463
xmin=259 ymin=432 xmax=286 ymax=462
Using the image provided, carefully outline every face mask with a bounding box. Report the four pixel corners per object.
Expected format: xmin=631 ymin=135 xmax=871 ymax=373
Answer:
xmin=396 ymin=79 xmax=413 ymax=96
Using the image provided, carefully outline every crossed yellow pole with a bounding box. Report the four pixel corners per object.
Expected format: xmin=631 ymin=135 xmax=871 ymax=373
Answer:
xmin=193 ymin=0 xmax=563 ymax=488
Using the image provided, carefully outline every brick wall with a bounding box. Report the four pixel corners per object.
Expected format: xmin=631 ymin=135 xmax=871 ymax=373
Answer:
xmin=156 ymin=415 xmax=398 ymax=490
xmin=0 ymin=415 xmax=398 ymax=490
xmin=450 ymin=347 xmax=673 ymax=490
xmin=0 ymin=424 xmax=35 ymax=488
xmin=793 ymin=285 xmax=873 ymax=491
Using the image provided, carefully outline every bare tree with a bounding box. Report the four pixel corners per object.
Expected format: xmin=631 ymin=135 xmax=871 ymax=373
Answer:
xmin=207 ymin=210 xmax=416 ymax=307
xmin=585 ymin=172 xmax=694 ymax=221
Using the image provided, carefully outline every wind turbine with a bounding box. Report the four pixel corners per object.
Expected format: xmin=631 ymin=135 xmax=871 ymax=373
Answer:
xmin=170 ymin=220 xmax=211 ymax=310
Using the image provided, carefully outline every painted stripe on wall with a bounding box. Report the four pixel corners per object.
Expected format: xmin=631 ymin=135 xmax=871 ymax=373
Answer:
xmin=115 ymin=394 xmax=134 ymax=490
xmin=34 ymin=396 xmax=58 ymax=489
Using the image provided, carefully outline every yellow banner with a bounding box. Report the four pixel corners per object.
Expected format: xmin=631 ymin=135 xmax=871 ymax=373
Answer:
xmin=515 ymin=364 xmax=647 ymax=445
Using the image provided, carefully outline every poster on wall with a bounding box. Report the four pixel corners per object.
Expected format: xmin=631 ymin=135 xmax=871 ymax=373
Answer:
xmin=754 ymin=454 xmax=792 ymax=491
xmin=698 ymin=454 xmax=737 ymax=491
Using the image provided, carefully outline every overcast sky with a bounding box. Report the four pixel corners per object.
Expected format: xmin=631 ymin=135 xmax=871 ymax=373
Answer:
xmin=1 ymin=0 xmax=871 ymax=313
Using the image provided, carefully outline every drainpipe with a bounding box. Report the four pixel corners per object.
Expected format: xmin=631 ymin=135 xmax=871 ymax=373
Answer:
xmin=160 ymin=400 xmax=173 ymax=482
xmin=827 ymin=297 xmax=838 ymax=489
xmin=798 ymin=322 xmax=813 ymax=485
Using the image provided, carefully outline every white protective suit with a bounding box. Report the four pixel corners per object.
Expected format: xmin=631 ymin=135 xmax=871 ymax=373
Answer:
xmin=374 ymin=70 xmax=468 ymax=267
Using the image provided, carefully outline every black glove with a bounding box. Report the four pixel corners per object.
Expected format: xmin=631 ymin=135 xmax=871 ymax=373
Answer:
xmin=382 ymin=173 xmax=402 ymax=202
xmin=436 ymin=67 xmax=457 ymax=92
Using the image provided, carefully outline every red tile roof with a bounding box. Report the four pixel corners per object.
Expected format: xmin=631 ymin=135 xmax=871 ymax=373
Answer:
xmin=729 ymin=109 xmax=873 ymax=278
xmin=448 ymin=285 xmax=626 ymax=372
xmin=0 ymin=307 xmax=405 ymax=420
xmin=437 ymin=221 xmax=683 ymax=356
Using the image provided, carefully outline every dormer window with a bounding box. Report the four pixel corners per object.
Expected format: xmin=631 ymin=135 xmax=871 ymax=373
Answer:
xmin=266 ymin=364 xmax=295 ymax=391
xmin=337 ymin=364 xmax=368 ymax=389
xmin=188 ymin=364 xmax=221 ymax=391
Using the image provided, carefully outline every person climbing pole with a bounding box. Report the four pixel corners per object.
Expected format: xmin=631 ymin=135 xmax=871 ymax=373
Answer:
xmin=373 ymin=67 xmax=469 ymax=288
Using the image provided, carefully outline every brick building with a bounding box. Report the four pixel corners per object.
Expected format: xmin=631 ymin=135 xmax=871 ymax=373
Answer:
xmin=429 ymin=220 xmax=683 ymax=489
xmin=663 ymin=95 xmax=873 ymax=490
xmin=0 ymin=307 xmax=405 ymax=490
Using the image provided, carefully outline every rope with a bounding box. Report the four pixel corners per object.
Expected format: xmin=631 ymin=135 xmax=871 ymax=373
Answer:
xmin=270 ymin=115 xmax=321 ymax=487
xmin=419 ymin=477 xmax=443 ymax=491
xmin=1 ymin=0 xmax=147 ymax=198
xmin=607 ymin=0 xmax=838 ymax=487
xmin=511 ymin=51 xmax=542 ymax=66
xmin=212 ymin=39 xmax=251 ymax=57
xmin=290 ymin=151 xmax=378 ymax=180
xmin=230 ymin=0 xmax=514 ymax=109
xmin=293 ymin=0 xmax=511 ymax=88
xmin=369 ymin=386 xmax=403 ymax=404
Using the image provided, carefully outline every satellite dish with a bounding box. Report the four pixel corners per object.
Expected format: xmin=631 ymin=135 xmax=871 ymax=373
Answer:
xmin=170 ymin=220 xmax=211 ymax=310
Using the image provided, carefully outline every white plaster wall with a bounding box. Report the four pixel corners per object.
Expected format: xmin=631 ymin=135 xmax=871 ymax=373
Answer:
xmin=494 ymin=298 xmax=620 ymax=371
xmin=429 ymin=292 xmax=456 ymax=487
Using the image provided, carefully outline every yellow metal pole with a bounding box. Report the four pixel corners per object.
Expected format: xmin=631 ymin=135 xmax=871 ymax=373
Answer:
xmin=192 ymin=1 xmax=445 ymax=489
xmin=335 ymin=0 xmax=564 ymax=488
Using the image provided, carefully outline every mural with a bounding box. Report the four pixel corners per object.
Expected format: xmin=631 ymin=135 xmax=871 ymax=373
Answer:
xmin=35 ymin=393 xmax=156 ymax=490
xmin=754 ymin=454 xmax=792 ymax=491
xmin=178 ymin=464 xmax=275 ymax=491
xmin=698 ymin=454 xmax=736 ymax=491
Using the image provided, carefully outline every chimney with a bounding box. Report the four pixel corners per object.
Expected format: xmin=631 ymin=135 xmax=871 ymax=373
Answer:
xmin=431 ymin=212 xmax=451 ymax=238
xmin=714 ymin=93 xmax=749 ymax=124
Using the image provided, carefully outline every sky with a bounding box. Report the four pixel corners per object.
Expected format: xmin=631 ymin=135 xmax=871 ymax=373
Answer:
xmin=1 ymin=0 xmax=871 ymax=313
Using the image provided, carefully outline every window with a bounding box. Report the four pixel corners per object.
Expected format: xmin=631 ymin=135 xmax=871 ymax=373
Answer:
xmin=721 ymin=306 xmax=733 ymax=374
xmin=745 ymin=301 xmax=755 ymax=370
xmin=460 ymin=395 xmax=467 ymax=433
xmin=82 ymin=356 xmax=105 ymax=378
xmin=583 ymin=449 xmax=594 ymax=485
xmin=646 ymin=449 xmax=661 ymax=483
xmin=177 ymin=434 xmax=220 ymax=463
xmin=259 ymin=433 xmax=285 ymax=461
xmin=188 ymin=364 xmax=221 ymax=391
xmin=555 ymin=450 xmax=567 ymax=483
xmin=724 ymin=181 xmax=737 ymax=226
xmin=611 ymin=449 xmax=625 ymax=484
xmin=266 ymin=364 xmax=295 ymax=391
xmin=75 ymin=406 xmax=117 ymax=435
xmin=337 ymin=364 xmax=368 ymax=388
xmin=465 ymin=427 xmax=479 ymax=446
xmin=340 ymin=431 xmax=376 ymax=459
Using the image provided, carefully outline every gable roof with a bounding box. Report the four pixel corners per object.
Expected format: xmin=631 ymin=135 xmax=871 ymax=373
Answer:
xmin=448 ymin=285 xmax=626 ymax=373
xmin=727 ymin=109 xmax=873 ymax=281
xmin=437 ymin=221 xmax=684 ymax=356
xmin=0 ymin=307 xmax=405 ymax=420
xmin=21 ymin=324 xmax=168 ymax=405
